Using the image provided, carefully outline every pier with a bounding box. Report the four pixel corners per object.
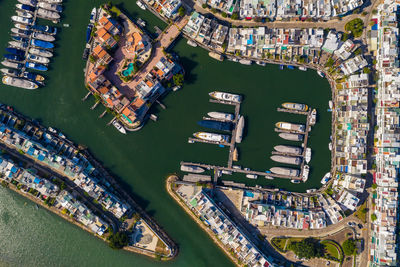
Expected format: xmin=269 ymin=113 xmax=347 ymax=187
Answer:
xmin=82 ymin=92 xmax=91 ymax=101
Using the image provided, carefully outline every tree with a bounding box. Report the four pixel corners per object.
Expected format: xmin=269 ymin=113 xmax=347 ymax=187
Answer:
xmin=173 ymin=73 xmax=184 ymax=86
xmin=202 ymin=3 xmax=207 ymax=8
xmin=178 ymin=6 xmax=185 ymax=17
xmin=108 ymin=231 xmax=129 ymax=249
xmin=342 ymin=239 xmax=356 ymax=256
xmin=345 ymin=18 xmax=364 ymax=38
xmin=231 ymin=13 xmax=239 ymax=20
xmin=288 ymin=238 xmax=323 ymax=259
xmin=221 ymin=12 xmax=227 ymax=18
xmin=363 ymin=67 xmax=371 ymax=74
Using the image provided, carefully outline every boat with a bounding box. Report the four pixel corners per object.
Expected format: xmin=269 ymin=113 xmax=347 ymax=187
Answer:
xmin=11 ymin=35 xmax=29 ymax=44
xmin=11 ymin=16 xmax=33 ymax=25
xmin=2 ymin=75 xmax=38 ymax=89
xmin=309 ymin=109 xmax=317 ymax=125
xmin=305 ymin=148 xmax=311 ymax=163
xmin=291 ymin=179 xmax=300 ymax=184
xmin=28 ymin=54 xmax=50 ymax=64
xmin=302 ymin=165 xmax=309 ymax=181
xmin=270 ymin=155 xmax=302 ymax=165
xmin=209 ymin=51 xmax=223 ymax=61
xmin=82 ymin=47 xmax=89 ymax=60
xmin=38 ymin=2 xmax=62 ymax=12
xmin=279 ymin=132 xmax=303 ymax=141
xmin=233 ymin=147 xmax=239 ymax=161
xmin=89 ymin=7 xmax=97 ymax=23
xmin=279 ymin=64 xmax=284 ymax=70
xmin=306 ymin=189 xmax=317 ymax=193
xmin=287 ymin=65 xmax=295 ymax=70
xmin=136 ymin=0 xmax=146 ymax=10
xmin=209 ymin=91 xmax=241 ymax=103
xmin=11 ymin=28 xmax=31 ymax=37
xmin=246 ymin=174 xmax=258 ymax=179
xmin=1 ymin=60 xmax=23 ymax=69
xmin=48 ymin=127 xmax=57 ymax=133
xmin=180 ymin=165 xmax=205 ymax=173
xmin=0 ymin=68 xmax=21 ymax=77
xmin=207 ymin=111 xmax=234 ymax=121
xmin=274 ymin=145 xmax=302 ymax=155
xmin=63 ymin=24 xmax=69 ymax=27
xmin=270 ymin=167 xmax=299 ymax=177
xmin=328 ymin=100 xmax=333 ymax=109
xmin=14 ymin=23 xmax=31 ymax=30
xmin=186 ymin=39 xmax=197 ymax=47
xmin=29 ymin=48 xmax=53 ymax=58
xmin=239 ymin=59 xmax=252 ymax=65
xmin=16 ymin=10 xmax=33 ymax=19
xmin=4 ymin=54 xmax=24 ymax=62
xmin=328 ymin=142 xmax=332 ymax=151
xmin=86 ymin=24 xmax=93 ymax=43
xmin=31 ymin=39 xmax=54 ymax=49
xmin=256 ymin=61 xmax=266 ymax=66
xmin=45 ymin=0 xmax=62 ymax=3
xmin=317 ymin=70 xmax=325 ymax=77
xmin=222 ymin=170 xmax=232 ymax=175
xmin=112 ymin=120 xmax=126 ymax=134
xmin=25 ymin=62 xmax=48 ymax=71
xmin=37 ymin=8 xmax=60 ymax=20
xmin=5 ymin=47 xmax=25 ymax=56
xmin=8 ymin=41 xmax=28 ymax=49
xmin=299 ymin=66 xmax=307 ymax=71
xmin=193 ymin=132 xmax=230 ymax=143
xmin=265 ymin=175 xmax=274 ymax=180
xmin=282 ymin=102 xmax=308 ymax=112
xmin=17 ymin=0 xmax=37 ymax=7
xmin=136 ymin=18 xmax=146 ymax=27
xmin=275 ymin=122 xmax=305 ymax=132
xmin=32 ymin=32 xmax=55 ymax=42
xmin=22 ymin=71 xmax=45 ymax=81
xmin=31 ymin=25 xmax=57 ymax=35
xmin=172 ymin=85 xmax=181 ymax=91
xmin=320 ymin=172 xmax=331 ymax=185
xmin=16 ymin=4 xmax=36 ymax=12
xmin=235 ymin=115 xmax=245 ymax=143
xmin=232 ymin=165 xmax=241 ymax=169
xmin=197 ymin=120 xmax=233 ymax=132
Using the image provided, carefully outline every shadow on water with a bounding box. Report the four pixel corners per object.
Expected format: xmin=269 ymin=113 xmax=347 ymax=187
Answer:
xmin=180 ymin=56 xmax=198 ymax=85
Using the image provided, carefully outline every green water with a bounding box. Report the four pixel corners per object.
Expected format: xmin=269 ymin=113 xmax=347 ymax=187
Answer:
xmin=0 ymin=0 xmax=331 ymax=266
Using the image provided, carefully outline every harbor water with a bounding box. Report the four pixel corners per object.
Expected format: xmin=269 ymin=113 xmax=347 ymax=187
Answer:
xmin=0 ymin=0 xmax=330 ymax=266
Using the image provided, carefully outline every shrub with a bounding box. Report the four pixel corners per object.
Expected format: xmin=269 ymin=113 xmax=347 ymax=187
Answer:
xmin=288 ymin=238 xmax=323 ymax=259
xmin=231 ymin=13 xmax=239 ymax=20
xmin=342 ymin=239 xmax=356 ymax=256
xmin=108 ymin=231 xmax=129 ymax=249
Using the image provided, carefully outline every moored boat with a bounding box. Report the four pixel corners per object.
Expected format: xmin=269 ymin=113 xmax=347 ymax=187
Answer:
xmin=37 ymin=8 xmax=60 ymax=20
xmin=86 ymin=24 xmax=93 ymax=43
xmin=309 ymin=108 xmax=317 ymax=125
xmin=2 ymin=75 xmax=38 ymax=89
xmin=306 ymin=189 xmax=317 ymax=193
xmin=320 ymin=172 xmax=331 ymax=185
xmin=89 ymin=7 xmax=97 ymax=23
xmin=186 ymin=39 xmax=197 ymax=47
xmin=207 ymin=111 xmax=234 ymax=121
xmin=136 ymin=0 xmax=146 ymax=10
xmin=275 ymin=121 xmax=305 ymax=132
xmin=270 ymin=167 xmax=299 ymax=177
xmin=239 ymin=59 xmax=252 ymax=65
xmin=5 ymin=47 xmax=25 ymax=56
xmin=11 ymin=16 xmax=33 ymax=25
xmin=256 ymin=61 xmax=266 ymax=66
xmin=16 ymin=3 xmax=35 ymax=12
xmin=302 ymin=165 xmax=309 ymax=181
xmin=209 ymin=91 xmax=242 ymax=103
xmin=29 ymin=48 xmax=53 ymax=58
xmin=197 ymin=120 xmax=233 ymax=132
xmin=317 ymin=70 xmax=325 ymax=77
xmin=11 ymin=35 xmax=29 ymax=44
xmin=28 ymin=54 xmax=50 ymax=64
xmin=17 ymin=0 xmax=37 ymax=7
xmin=25 ymin=62 xmax=48 ymax=71
xmin=1 ymin=60 xmax=23 ymax=69
xmin=31 ymin=39 xmax=54 ymax=49
xmin=4 ymin=54 xmax=25 ymax=62
xmin=305 ymin=147 xmax=311 ymax=163
xmin=38 ymin=2 xmax=63 ymax=12
xmin=274 ymin=145 xmax=302 ymax=155
xmin=235 ymin=115 xmax=245 ymax=143
xmin=16 ymin=10 xmax=33 ymax=19
xmin=8 ymin=41 xmax=28 ymax=49
xmin=246 ymin=174 xmax=257 ymax=179
xmin=0 ymin=68 xmax=21 ymax=77
xmin=14 ymin=23 xmax=31 ymax=30
xmin=291 ymin=179 xmax=300 ymax=184
xmin=136 ymin=18 xmax=146 ymax=27
xmin=282 ymin=102 xmax=308 ymax=112
xmin=31 ymin=25 xmax=57 ymax=35
xmin=22 ymin=71 xmax=45 ymax=81
xmin=112 ymin=120 xmax=126 ymax=134
xmin=270 ymin=155 xmax=302 ymax=165
xmin=180 ymin=165 xmax=205 ymax=173
xmin=11 ymin=28 xmax=31 ymax=37
xmin=299 ymin=66 xmax=307 ymax=71
xmin=32 ymin=32 xmax=55 ymax=42
xmin=279 ymin=132 xmax=303 ymax=141
xmin=193 ymin=132 xmax=230 ymax=143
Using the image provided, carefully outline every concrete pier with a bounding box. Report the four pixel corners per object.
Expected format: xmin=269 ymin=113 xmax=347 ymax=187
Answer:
xmin=277 ymin=107 xmax=308 ymax=116
xmin=90 ymin=101 xmax=100 ymax=110
xmin=99 ymin=110 xmax=107 ymax=118
xmin=188 ymin=137 xmax=229 ymax=146
xmin=82 ymin=92 xmax=91 ymax=101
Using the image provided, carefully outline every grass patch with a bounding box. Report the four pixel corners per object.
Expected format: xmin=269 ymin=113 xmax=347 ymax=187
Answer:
xmin=354 ymin=201 xmax=367 ymax=223
xmin=345 ymin=18 xmax=364 ymax=38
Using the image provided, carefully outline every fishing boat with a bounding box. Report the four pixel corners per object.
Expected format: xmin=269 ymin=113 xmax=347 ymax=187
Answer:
xmin=8 ymin=41 xmax=28 ymax=49
xmin=270 ymin=167 xmax=299 ymax=177
xmin=28 ymin=54 xmax=50 ymax=64
xmin=11 ymin=28 xmax=31 ymax=37
xmin=25 ymin=62 xmax=48 ymax=71
xmin=31 ymin=25 xmax=57 ymax=35
xmin=209 ymin=91 xmax=242 ymax=103
xmin=16 ymin=10 xmax=33 ymax=19
xmin=317 ymin=70 xmax=325 ymax=78
xmin=22 ymin=71 xmax=45 ymax=81
xmin=305 ymin=148 xmax=311 ymax=163
xmin=246 ymin=174 xmax=257 ymax=179
xmin=274 ymin=145 xmax=302 ymax=155
xmin=11 ymin=16 xmax=33 ymax=25
xmin=197 ymin=120 xmax=233 ymax=132
xmin=16 ymin=3 xmax=35 ymax=12
xmin=86 ymin=24 xmax=93 ymax=43
xmin=3 ymin=54 xmax=25 ymax=62
xmin=29 ymin=48 xmax=53 ymax=58
xmin=136 ymin=0 xmax=146 ymax=10
xmin=302 ymin=165 xmax=309 ymax=181
xmin=275 ymin=122 xmax=305 ymax=132
xmin=1 ymin=60 xmax=23 ymax=69
xmin=282 ymin=102 xmax=308 ymax=112
xmin=235 ymin=115 xmax=245 ymax=143
xmin=32 ymin=32 xmax=55 ymax=42
xmin=270 ymin=155 xmax=302 ymax=165
xmin=279 ymin=132 xmax=304 ymax=141
xmin=17 ymin=0 xmax=37 ymax=7
xmin=320 ymin=172 xmax=331 ymax=185
xmin=5 ymin=47 xmax=25 ymax=56
xmin=180 ymin=165 xmax=205 ymax=173
xmin=309 ymin=109 xmax=317 ymax=125
xmin=0 ymin=68 xmax=21 ymax=77
xmin=299 ymin=66 xmax=307 ymax=71
xmin=31 ymin=39 xmax=54 ymax=49
xmin=193 ymin=132 xmax=230 ymax=143
xmin=2 ymin=75 xmax=38 ymax=89
xmin=37 ymin=8 xmax=60 ymax=20
xmin=112 ymin=120 xmax=126 ymax=134
xmin=186 ymin=39 xmax=197 ymax=47
xmin=14 ymin=23 xmax=31 ymax=30
xmin=38 ymin=2 xmax=62 ymax=12
xmin=207 ymin=111 xmax=234 ymax=121
xmin=89 ymin=7 xmax=97 ymax=23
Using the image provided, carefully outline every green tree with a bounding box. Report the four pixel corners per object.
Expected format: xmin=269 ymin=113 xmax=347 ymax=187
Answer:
xmin=371 ymin=213 xmax=377 ymax=221
xmin=173 ymin=73 xmax=184 ymax=86
xmin=363 ymin=67 xmax=371 ymax=74
xmin=342 ymin=239 xmax=356 ymax=256
xmin=178 ymin=6 xmax=185 ymax=17
xmin=221 ymin=12 xmax=227 ymax=18
xmin=345 ymin=18 xmax=364 ymax=38
xmin=288 ymin=238 xmax=323 ymax=259
xmin=108 ymin=231 xmax=129 ymax=249
xmin=231 ymin=13 xmax=239 ymax=20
